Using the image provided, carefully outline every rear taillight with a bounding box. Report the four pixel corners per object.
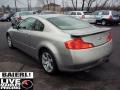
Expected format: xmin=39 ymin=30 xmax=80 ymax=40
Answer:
xmin=107 ymin=32 xmax=112 ymax=41
xmin=81 ymin=15 xmax=85 ymax=19
xmin=109 ymin=15 xmax=113 ymax=20
xmin=65 ymin=38 xmax=94 ymax=50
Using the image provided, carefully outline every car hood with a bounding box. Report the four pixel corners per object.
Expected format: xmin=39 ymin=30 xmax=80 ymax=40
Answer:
xmin=62 ymin=26 xmax=111 ymax=36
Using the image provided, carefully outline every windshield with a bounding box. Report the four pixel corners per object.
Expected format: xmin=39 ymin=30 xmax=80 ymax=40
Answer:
xmin=19 ymin=12 xmax=33 ymax=16
xmin=47 ymin=16 xmax=90 ymax=30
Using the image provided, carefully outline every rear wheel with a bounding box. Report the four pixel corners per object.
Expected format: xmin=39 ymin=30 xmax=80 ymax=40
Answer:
xmin=39 ymin=49 xmax=58 ymax=74
xmin=7 ymin=19 xmax=10 ymax=22
xmin=114 ymin=22 xmax=119 ymax=25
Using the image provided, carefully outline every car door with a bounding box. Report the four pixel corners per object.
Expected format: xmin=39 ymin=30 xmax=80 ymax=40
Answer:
xmin=27 ymin=18 xmax=45 ymax=58
xmin=13 ymin=18 xmax=36 ymax=53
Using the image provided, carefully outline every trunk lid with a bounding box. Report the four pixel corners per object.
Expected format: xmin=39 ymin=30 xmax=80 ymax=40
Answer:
xmin=63 ymin=26 xmax=111 ymax=47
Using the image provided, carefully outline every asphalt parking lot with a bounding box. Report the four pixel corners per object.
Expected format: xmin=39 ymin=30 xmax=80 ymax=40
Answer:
xmin=0 ymin=22 xmax=120 ymax=90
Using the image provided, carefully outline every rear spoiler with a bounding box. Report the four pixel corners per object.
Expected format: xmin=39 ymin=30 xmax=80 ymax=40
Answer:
xmin=71 ymin=28 xmax=111 ymax=37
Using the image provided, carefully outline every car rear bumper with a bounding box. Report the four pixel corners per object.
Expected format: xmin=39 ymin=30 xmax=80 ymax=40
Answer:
xmin=83 ymin=19 xmax=96 ymax=23
xmin=109 ymin=20 xmax=119 ymax=23
xmin=59 ymin=40 xmax=112 ymax=72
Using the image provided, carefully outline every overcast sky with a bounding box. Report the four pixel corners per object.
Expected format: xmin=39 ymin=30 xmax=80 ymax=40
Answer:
xmin=0 ymin=0 xmax=62 ymax=8
xmin=0 ymin=0 xmax=118 ymax=8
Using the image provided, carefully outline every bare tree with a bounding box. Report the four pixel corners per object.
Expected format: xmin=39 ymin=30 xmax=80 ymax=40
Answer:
xmin=81 ymin=0 xmax=86 ymax=11
xmin=94 ymin=0 xmax=102 ymax=10
xmin=46 ymin=0 xmax=49 ymax=10
xmin=40 ymin=0 xmax=45 ymax=6
xmin=100 ymin=0 xmax=109 ymax=9
xmin=71 ymin=0 xmax=76 ymax=10
xmin=1 ymin=5 xmax=5 ymax=13
xmin=76 ymin=0 xmax=77 ymax=10
xmin=6 ymin=5 xmax=11 ymax=12
xmin=86 ymin=0 xmax=96 ymax=11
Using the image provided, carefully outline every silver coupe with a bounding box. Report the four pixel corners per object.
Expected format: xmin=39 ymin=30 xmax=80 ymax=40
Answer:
xmin=6 ymin=14 xmax=112 ymax=74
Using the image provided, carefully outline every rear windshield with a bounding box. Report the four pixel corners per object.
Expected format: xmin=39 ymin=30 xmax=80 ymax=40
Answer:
xmin=19 ymin=12 xmax=33 ymax=16
xmin=47 ymin=16 xmax=90 ymax=30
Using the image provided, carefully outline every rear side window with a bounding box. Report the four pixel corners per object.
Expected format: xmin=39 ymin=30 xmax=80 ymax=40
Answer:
xmin=93 ymin=11 xmax=99 ymax=15
xmin=77 ymin=12 xmax=81 ymax=15
xmin=71 ymin=12 xmax=76 ymax=15
xmin=102 ymin=11 xmax=109 ymax=15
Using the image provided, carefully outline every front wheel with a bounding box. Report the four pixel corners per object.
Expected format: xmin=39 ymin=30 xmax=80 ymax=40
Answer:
xmin=40 ymin=49 xmax=58 ymax=74
xmin=7 ymin=35 xmax=14 ymax=48
xmin=101 ymin=20 xmax=107 ymax=26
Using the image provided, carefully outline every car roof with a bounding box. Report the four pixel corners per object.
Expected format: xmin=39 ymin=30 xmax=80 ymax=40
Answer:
xmin=96 ymin=10 xmax=117 ymax=12
xmin=16 ymin=11 xmax=34 ymax=13
xmin=69 ymin=11 xmax=87 ymax=12
xmin=38 ymin=14 xmax=64 ymax=19
xmin=41 ymin=10 xmax=56 ymax=12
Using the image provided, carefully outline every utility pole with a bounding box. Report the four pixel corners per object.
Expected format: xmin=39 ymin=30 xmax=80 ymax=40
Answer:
xmin=76 ymin=0 xmax=77 ymax=10
xmin=27 ymin=0 xmax=31 ymax=11
xmin=27 ymin=0 xmax=29 ymax=11
xmin=29 ymin=0 xmax=32 ymax=11
xmin=14 ymin=0 xmax=17 ymax=12
xmin=54 ymin=0 xmax=56 ymax=11
xmin=62 ymin=0 xmax=64 ymax=13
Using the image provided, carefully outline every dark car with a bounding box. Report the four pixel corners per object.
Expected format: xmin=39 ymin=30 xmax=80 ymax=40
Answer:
xmin=0 ymin=13 xmax=14 ymax=22
xmin=93 ymin=10 xmax=120 ymax=25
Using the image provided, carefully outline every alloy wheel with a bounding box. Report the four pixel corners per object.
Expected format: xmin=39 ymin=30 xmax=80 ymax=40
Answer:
xmin=41 ymin=52 xmax=54 ymax=73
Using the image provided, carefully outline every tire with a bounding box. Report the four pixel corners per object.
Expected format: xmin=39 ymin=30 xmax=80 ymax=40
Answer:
xmin=114 ymin=22 xmax=119 ymax=25
xmin=101 ymin=20 xmax=107 ymax=26
xmin=95 ymin=20 xmax=98 ymax=25
xmin=7 ymin=35 xmax=14 ymax=48
xmin=7 ymin=19 xmax=10 ymax=22
xmin=39 ymin=49 xmax=58 ymax=74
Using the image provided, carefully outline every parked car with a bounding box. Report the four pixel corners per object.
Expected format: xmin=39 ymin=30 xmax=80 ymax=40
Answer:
xmin=93 ymin=10 xmax=120 ymax=25
xmin=6 ymin=14 xmax=112 ymax=74
xmin=40 ymin=11 xmax=58 ymax=15
xmin=66 ymin=11 xmax=96 ymax=23
xmin=0 ymin=13 xmax=14 ymax=22
xmin=0 ymin=14 xmax=3 ymax=19
xmin=11 ymin=11 xmax=35 ymax=26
